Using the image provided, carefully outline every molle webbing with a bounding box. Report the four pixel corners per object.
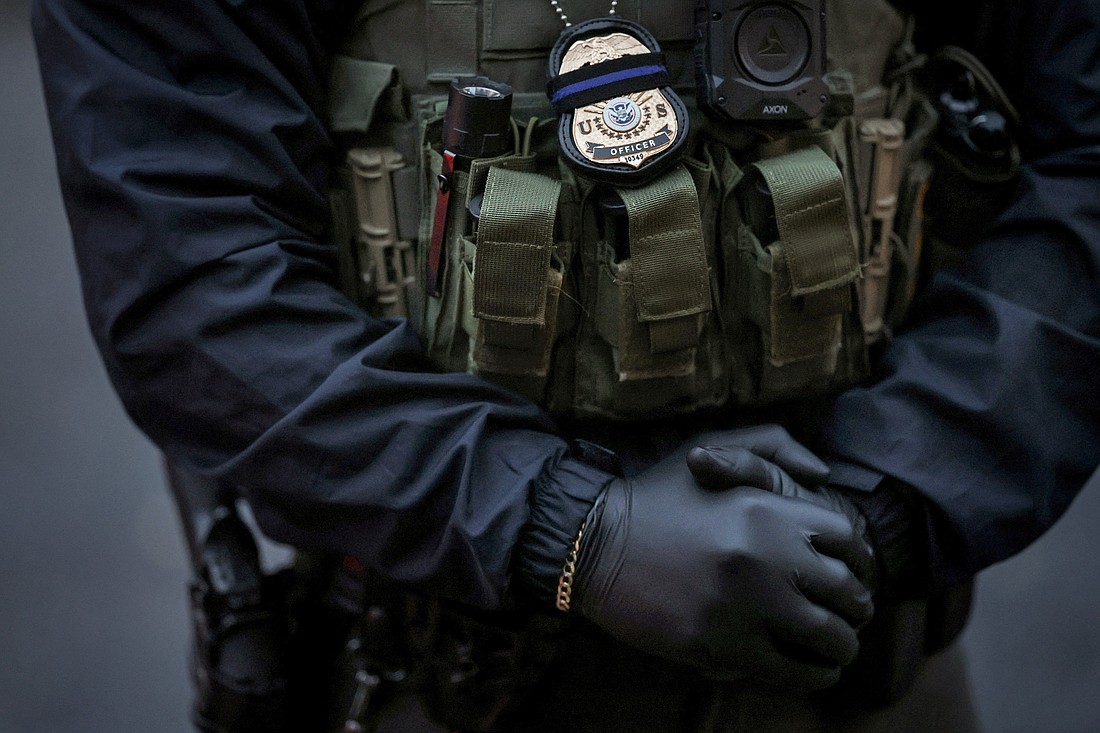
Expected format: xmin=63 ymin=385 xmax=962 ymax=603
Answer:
xmin=619 ymin=165 xmax=711 ymax=353
xmin=426 ymin=0 xmax=479 ymax=82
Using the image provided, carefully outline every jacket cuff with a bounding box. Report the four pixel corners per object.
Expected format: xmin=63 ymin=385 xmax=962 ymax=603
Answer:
xmin=516 ymin=443 xmax=618 ymax=608
xmin=825 ymin=458 xmax=929 ymax=599
xmin=826 ymin=456 xmax=973 ymax=596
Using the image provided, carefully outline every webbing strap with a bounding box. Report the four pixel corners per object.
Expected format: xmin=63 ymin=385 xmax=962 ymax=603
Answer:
xmin=547 ymin=53 xmax=670 ymax=112
xmin=619 ymin=165 xmax=711 ymax=353
xmin=752 ymin=146 xmax=859 ymax=298
xmin=474 ymin=167 xmax=561 ymax=327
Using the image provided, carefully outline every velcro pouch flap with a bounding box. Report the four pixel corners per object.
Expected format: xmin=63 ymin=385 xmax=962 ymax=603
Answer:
xmin=619 ymin=164 xmax=711 ymax=353
xmin=474 ymin=167 xmax=562 ymax=331
xmin=751 ymin=145 xmax=859 ymax=302
xmin=328 ymin=56 xmax=403 ymax=134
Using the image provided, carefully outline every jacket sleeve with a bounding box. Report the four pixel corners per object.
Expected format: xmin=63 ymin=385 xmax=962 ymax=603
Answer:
xmin=32 ymin=0 xmax=611 ymax=610
xmin=819 ymin=0 xmax=1100 ymax=584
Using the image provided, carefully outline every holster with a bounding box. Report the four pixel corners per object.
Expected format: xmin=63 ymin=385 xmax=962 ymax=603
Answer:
xmin=832 ymin=580 xmax=975 ymax=709
xmin=289 ymin=555 xmax=568 ymax=733
xmin=189 ymin=570 xmax=293 ymax=733
xmin=165 ymin=461 xmax=292 ymax=733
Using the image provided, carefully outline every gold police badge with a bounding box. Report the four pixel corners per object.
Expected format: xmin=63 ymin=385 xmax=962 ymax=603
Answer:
xmin=560 ymin=33 xmax=678 ymax=170
xmin=547 ymin=18 xmax=689 ymax=185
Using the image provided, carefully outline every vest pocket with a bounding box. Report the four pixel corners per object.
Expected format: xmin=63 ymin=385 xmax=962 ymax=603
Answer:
xmin=466 ymin=166 xmax=565 ymax=403
xmin=593 ymin=247 xmax=699 ymax=381
xmin=725 ymin=144 xmax=868 ymax=404
xmin=731 ymin=226 xmax=867 ymax=403
xmin=572 ymin=240 xmax=714 ymax=419
xmin=572 ymin=161 xmax=728 ymax=419
xmin=421 ymin=146 xmax=544 ymax=370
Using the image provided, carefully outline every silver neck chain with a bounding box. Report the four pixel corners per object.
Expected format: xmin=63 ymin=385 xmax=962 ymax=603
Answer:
xmin=550 ymin=0 xmax=619 ymax=27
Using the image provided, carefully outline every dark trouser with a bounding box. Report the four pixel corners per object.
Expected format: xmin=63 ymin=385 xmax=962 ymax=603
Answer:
xmin=372 ymin=636 xmax=980 ymax=733
xmin=696 ymin=642 xmax=981 ymax=733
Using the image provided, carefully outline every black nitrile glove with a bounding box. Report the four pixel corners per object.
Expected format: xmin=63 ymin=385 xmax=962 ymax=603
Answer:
xmin=688 ymin=424 xmax=834 ymax=489
xmin=571 ymin=431 xmax=875 ymax=690
xmin=686 ymin=433 xmax=876 ymax=592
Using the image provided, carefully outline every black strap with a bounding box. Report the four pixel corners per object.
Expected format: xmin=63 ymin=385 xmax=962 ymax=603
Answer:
xmin=547 ymin=52 xmax=668 ymax=113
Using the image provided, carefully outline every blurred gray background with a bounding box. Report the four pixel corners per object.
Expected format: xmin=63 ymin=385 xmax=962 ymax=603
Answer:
xmin=2 ymin=2 xmax=1099 ymax=731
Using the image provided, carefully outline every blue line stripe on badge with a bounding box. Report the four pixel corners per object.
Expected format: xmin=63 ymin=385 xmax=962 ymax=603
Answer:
xmin=550 ymin=64 xmax=666 ymax=106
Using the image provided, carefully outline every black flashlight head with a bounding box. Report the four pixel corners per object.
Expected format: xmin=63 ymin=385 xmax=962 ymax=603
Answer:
xmin=442 ymin=76 xmax=514 ymax=161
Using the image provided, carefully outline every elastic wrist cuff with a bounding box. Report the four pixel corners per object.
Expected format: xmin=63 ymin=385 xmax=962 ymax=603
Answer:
xmin=517 ymin=449 xmax=617 ymax=607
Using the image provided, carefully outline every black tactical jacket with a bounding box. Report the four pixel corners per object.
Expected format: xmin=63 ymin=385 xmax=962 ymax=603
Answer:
xmin=33 ymin=0 xmax=1100 ymax=610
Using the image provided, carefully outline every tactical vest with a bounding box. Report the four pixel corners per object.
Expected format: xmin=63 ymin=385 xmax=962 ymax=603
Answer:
xmin=327 ymin=0 xmax=939 ymax=420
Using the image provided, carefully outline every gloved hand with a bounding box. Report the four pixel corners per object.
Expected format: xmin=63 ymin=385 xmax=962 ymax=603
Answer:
xmin=571 ymin=429 xmax=875 ymax=690
xmin=685 ymin=427 xmax=875 ymax=591
xmin=688 ymin=423 xmax=834 ymax=489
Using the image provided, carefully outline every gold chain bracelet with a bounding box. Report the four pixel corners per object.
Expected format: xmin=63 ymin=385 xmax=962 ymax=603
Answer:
xmin=555 ymin=520 xmax=587 ymax=613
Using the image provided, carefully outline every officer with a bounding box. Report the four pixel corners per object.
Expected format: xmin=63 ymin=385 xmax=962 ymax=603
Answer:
xmin=33 ymin=0 xmax=1099 ymax=731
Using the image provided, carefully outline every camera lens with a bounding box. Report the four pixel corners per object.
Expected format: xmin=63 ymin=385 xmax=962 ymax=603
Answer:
xmin=735 ymin=4 xmax=811 ymax=86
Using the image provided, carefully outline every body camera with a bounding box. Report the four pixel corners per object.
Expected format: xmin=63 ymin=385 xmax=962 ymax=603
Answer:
xmin=696 ymin=0 xmax=829 ymax=121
